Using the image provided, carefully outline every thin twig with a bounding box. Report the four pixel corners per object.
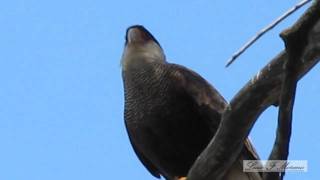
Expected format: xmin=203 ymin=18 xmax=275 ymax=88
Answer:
xmin=225 ymin=0 xmax=312 ymax=67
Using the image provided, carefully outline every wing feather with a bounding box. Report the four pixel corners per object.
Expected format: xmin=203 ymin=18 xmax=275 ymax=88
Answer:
xmin=125 ymin=121 xmax=161 ymax=178
xmin=169 ymin=63 xmax=261 ymax=178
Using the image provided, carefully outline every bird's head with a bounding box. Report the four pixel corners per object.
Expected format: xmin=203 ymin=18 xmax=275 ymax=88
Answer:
xmin=121 ymin=25 xmax=166 ymax=70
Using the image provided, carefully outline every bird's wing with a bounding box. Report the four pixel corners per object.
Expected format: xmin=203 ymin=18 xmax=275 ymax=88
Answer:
xmin=243 ymin=138 xmax=263 ymax=179
xmin=169 ymin=63 xmax=261 ymax=163
xmin=244 ymin=138 xmax=260 ymax=160
xmin=125 ymin=122 xmax=161 ymax=178
xmin=168 ymin=63 xmax=228 ymax=129
xmin=170 ymin=64 xmax=228 ymax=112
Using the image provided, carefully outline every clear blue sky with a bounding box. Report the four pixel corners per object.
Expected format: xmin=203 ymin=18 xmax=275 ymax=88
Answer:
xmin=0 ymin=0 xmax=319 ymax=180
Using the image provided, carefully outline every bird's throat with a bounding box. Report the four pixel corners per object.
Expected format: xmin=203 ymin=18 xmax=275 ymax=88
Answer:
xmin=121 ymin=42 xmax=166 ymax=71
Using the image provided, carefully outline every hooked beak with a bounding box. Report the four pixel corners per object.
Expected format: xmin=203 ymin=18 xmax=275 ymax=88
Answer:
xmin=125 ymin=25 xmax=161 ymax=46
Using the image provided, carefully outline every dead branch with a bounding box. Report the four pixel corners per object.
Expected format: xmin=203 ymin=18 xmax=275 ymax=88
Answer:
xmin=187 ymin=1 xmax=320 ymax=179
xmin=264 ymin=2 xmax=320 ymax=179
xmin=226 ymin=0 xmax=312 ymax=67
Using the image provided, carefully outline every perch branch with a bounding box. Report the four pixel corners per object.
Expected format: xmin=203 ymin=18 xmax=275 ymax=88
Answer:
xmin=187 ymin=1 xmax=320 ymax=179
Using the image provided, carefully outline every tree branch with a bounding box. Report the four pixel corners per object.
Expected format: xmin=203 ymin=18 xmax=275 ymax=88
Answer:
xmin=187 ymin=1 xmax=320 ymax=179
xmin=264 ymin=2 xmax=320 ymax=179
xmin=263 ymin=36 xmax=299 ymax=180
xmin=226 ymin=0 xmax=312 ymax=67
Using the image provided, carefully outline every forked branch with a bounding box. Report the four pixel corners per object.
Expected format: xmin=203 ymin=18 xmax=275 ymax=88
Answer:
xmin=187 ymin=1 xmax=320 ymax=179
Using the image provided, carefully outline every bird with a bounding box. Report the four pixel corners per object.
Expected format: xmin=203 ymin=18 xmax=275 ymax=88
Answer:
xmin=121 ymin=25 xmax=262 ymax=180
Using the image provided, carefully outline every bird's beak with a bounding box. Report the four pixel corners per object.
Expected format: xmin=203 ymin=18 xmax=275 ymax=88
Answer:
xmin=125 ymin=25 xmax=160 ymax=46
xmin=126 ymin=27 xmax=149 ymax=44
xmin=121 ymin=25 xmax=166 ymax=68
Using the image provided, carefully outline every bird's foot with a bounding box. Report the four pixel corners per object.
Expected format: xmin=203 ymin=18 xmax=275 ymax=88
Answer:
xmin=175 ymin=177 xmax=187 ymax=180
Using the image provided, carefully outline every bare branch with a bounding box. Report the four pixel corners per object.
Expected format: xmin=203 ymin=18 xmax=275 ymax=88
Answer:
xmin=187 ymin=1 xmax=320 ymax=179
xmin=264 ymin=2 xmax=320 ymax=179
xmin=263 ymin=43 xmax=298 ymax=180
xmin=226 ymin=0 xmax=312 ymax=67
